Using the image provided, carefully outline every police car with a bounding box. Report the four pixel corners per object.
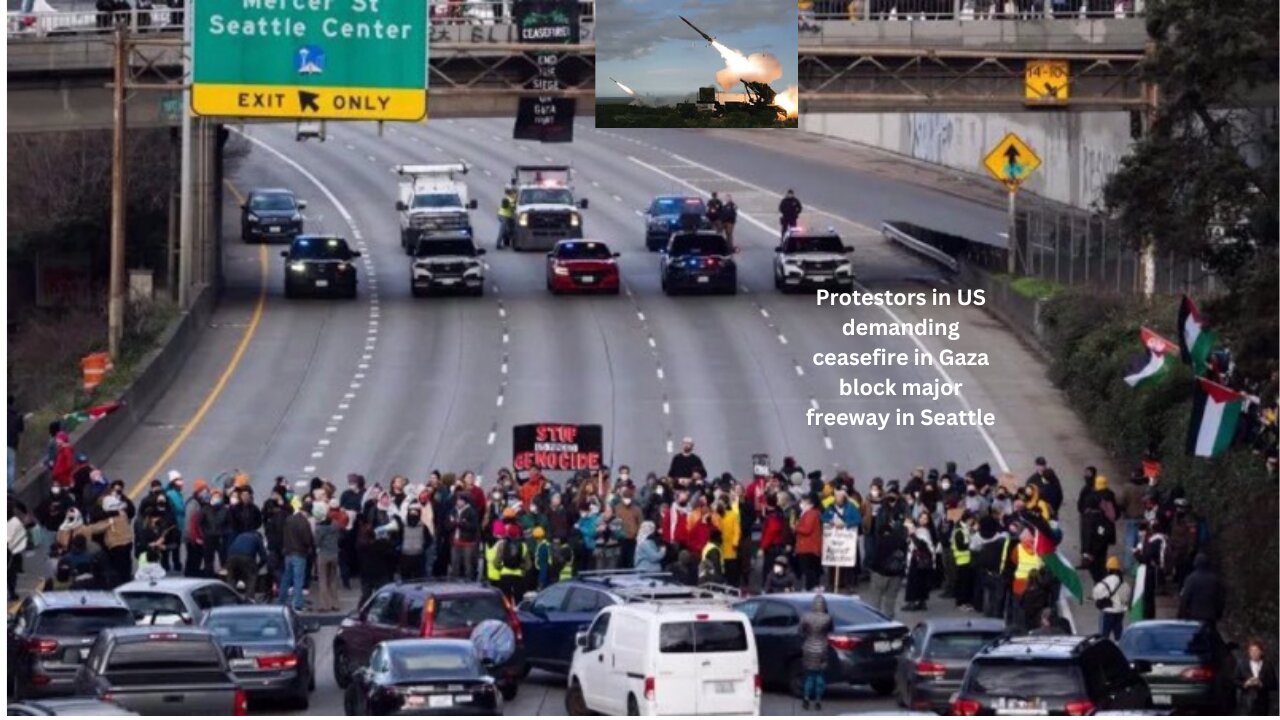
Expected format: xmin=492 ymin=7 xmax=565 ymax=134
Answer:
xmin=773 ymin=227 xmax=855 ymax=292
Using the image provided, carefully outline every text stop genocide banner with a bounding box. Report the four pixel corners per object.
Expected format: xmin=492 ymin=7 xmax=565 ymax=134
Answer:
xmin=513 ymin=423 xmax=604 ymax=472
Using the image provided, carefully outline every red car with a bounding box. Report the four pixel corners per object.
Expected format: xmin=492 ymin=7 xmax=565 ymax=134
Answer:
xmin=545 ymin=239 xmax=621 ymax=294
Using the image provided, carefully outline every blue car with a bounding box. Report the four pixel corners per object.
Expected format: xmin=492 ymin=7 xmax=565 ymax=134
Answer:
xmin=644 ymin=195 xmax=711 ymax=251
xmin=516 ymin=571 xmax=732 ymax=674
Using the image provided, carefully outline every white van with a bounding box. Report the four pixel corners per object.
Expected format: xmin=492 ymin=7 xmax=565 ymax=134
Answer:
xmin=565 ymin=602 xmax=760 ymax=716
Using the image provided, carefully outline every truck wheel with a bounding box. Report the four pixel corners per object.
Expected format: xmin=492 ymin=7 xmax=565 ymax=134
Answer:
xmin=628 ymin=694 xmax=641 ymax=715
xmin=566 ymin=680 xmax=589 ymax=715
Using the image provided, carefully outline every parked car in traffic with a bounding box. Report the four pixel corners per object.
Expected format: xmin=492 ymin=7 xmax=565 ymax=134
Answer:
xmin=333 ymin=581 xmax=524 ymax=700
xmin=281 ymin=235 xmax=362 ymax=299
xmin=545 ymin=239 xmax=621 ymax=295
xmin=343 ymin=639 xmax=502 ymax=716
xmin=7 ymin=591 xmax=136 ymax=699
xmin=659 ymin=230 xmax=737 ymax=295
xmin=566 ymin=602 xmax=760 ymax=716
xmin=240 ymin=187 xmax=306 ymax=243
xmin=893 ymin=617 xmax=1006 ymax=713
xmin=115 ymin=577 xmax=248 ymax=626
xmin=519 ymin=570 xmax=735 ymax=674
xmin=1118 ymin=620 xmax=1235 ymax=713
xmin=202 ymin=605 xmax=319 ymax=710
xmin=735 ymin=592 xmax=907 ymax=698
xmin=74 ymin=626 xmax=247 ymax=715
xmin=951 ymin=635 xmax=1152 ymax=715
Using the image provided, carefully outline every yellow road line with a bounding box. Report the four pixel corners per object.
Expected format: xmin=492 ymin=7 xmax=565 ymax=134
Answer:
xmin=129 ymin=180 xmax=267 ymax=497
xmin=223 ymin=178 xmax=246 ymax=206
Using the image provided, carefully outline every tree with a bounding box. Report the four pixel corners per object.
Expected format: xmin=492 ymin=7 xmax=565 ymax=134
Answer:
xmin=1101 ymin=0 xmax=1278 ymax=281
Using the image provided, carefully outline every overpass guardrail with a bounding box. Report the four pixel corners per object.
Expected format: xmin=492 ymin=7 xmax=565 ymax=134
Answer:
xmin=803 ymin=0 xmax=1142 ymax=21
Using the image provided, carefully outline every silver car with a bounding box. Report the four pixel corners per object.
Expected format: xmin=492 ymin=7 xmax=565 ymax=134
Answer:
xmin=114 ymin=577 xmax=248 ymax=625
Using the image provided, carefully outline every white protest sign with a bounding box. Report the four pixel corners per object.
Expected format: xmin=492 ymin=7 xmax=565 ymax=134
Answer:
xmin=822 ymin=526 xmax=859 ymax=568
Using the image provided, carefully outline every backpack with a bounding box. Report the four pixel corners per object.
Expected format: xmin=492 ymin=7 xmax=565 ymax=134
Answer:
xmin=882 ymin=547 xmax=907 ymax=576
xmin=500 ymin=539 xmax=523 ymax=570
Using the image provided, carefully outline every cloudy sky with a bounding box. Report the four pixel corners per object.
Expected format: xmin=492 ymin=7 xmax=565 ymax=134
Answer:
xmin=595 ymin=0 xmax=797 ymax=98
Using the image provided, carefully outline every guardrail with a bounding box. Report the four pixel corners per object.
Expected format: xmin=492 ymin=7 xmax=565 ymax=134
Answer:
xmin=8 ymin=0 xmax=596 ymax=38
xmin=804 ymin=0 xmax=1142 ymax=21
xmin=881 ymin=221 xmax=960 ymax=272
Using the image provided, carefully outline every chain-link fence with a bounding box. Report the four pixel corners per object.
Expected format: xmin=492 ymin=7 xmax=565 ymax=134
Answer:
xmin=1016 ymin=206 xmax=1220 ymax=296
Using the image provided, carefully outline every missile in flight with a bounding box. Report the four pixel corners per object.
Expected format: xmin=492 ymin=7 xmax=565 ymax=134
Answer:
xmin=679 ymin=15 xmax=715 ymax=44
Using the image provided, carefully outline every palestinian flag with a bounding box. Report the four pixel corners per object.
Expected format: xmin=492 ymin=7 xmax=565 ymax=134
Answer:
xmin=1186 ymin=377 xmax=1243 ymax=458
xmin=1129 ymin=565 xmax=1148 ymax=623
xmin=1125 ymin=327 xmax=1177 ymax=388
xmin=1178 ymin=295 xmax=1215 ymax=375
xmin=1018 ymin=511 xmax=1084 ymax=603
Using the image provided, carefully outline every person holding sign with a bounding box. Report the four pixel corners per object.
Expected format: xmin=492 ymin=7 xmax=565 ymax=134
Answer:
xmin=795 ymin=496 xmax=823 ymax=590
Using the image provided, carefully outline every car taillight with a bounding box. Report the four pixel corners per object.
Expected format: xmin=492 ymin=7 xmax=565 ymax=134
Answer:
xmin=234 ymin=688 xmax=248 ymax=716
xmin=25 ymin=638 xmax=59 ymax=655
xmin=31 ymin=674 xmax=52 ymax=686
xmin=827 ymin=634 xmax=861 ymax=651
xmin=256 ymin=654 xmax=299 ymax=670
xmin=753 ymin=673 xmax=762 ymax=697
xmin=421 ymin=597 xmax=436 ymax=637
xmin=1065 ymin=699 xmax=1096 ymax=716
xmin=644 ymin=676 xmax=656 ymax=701
xmin=914 ymin=660 xmax=947 ymax=678
xmin=1181 ymin=666 xmax=1215 ymax=681
xmin=503 ymin=595 xmax=524 ymax=643
xmin=951 ymin=698 xmax=981 ymax=716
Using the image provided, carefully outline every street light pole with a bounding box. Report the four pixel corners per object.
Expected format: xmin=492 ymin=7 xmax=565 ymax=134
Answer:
xmin=108 ymin=24 xmax=129 ymax=360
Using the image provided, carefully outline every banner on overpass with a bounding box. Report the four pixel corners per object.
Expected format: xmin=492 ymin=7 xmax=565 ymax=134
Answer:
xmin=513 ymin=423 xmax=604 ymax=473
xmin=513 ymin=0 xmax=581 ymax=44
xmin=512 ymin=0 xmax=579 ymax=143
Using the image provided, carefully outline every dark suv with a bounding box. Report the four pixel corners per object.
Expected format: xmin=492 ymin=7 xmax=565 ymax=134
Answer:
xmin=660 ymin=230 xmax=737 ymax=295
xmin=241 ymin=188 xmax=305 ymax=243
xmin=8 ymin=592 xmax=136 ymax=699
xmin=332 ymin=581 xmax=525 ymax=700
xmin=281 ymin=235 xmax=361 ymax=299
xmin=952 ymin=635 xmax=1152 ymax=716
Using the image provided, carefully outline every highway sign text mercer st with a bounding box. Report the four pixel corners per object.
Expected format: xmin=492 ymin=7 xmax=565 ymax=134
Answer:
xmin=192 ymin=0 xmax=428 ymax=121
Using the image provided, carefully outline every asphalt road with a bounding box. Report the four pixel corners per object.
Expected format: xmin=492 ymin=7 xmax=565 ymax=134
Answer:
xmin=85 ymin=118 xmax=1114 ymax=714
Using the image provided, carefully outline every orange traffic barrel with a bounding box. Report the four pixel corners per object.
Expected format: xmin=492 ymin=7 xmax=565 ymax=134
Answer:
xmin=81 ymin=352 xmax=111 ymax=392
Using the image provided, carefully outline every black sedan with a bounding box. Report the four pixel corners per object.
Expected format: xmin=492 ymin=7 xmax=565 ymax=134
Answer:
xmin=735 ymin=593 xmax=908 ymax=698
xmin=202 ymin=605 xmax=318 ymax=709
xmin=241 ymin=188 xmax=306 ymax=243
xmin=282 ymin=235 xmax=361 ymax=298
xmin=659 ymin=231 xmax=737 ymax=295
xmin=1119 ymin=620 xmax=1235 ymax=713
xmin=344 ymin=639 xmax=501 ymax=716
xmin=894 ymin=617 xmax=1006 ymax=713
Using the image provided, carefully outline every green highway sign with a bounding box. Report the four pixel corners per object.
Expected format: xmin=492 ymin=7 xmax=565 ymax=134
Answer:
xmin=192 ymin=0 xmax=428 ymax=121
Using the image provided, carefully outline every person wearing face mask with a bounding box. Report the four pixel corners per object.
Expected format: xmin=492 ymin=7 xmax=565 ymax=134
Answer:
xmin=198 ymin=489 xmax=230 ymax=577
xmin=613 ymin=487 xmax=643 ymax=568
xmin=398 ymin=503 xmax=430 ymax=582
xmin=951 ymin=512 xmax=977 ymax=610
xmin=519 ymin=464 xmax=546 ymax=508
xmin=903 ymin=515 xmax=937 ymax=612
xmin=633 ymin=520 xmax=664 ymax=573
xmin=758 ymin=493 xmax=791 ymax=575
xmin=660 ymin=490 xmax=690 ymax=552
xmin=574 ymin=502 xmax=603 ymax=571
xmin=763 ymin=555 xmax=798 ymax=593
xmin=715 ymin=496 xmax=743 ymax=588
xmin=82 ymin=494 xmax=134 ymax=588
xmin=640 ymin=473 xmax=668 ymax=522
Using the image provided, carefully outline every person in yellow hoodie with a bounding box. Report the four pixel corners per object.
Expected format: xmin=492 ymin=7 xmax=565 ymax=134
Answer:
xmin=714 ymin=498 xmax=742 ymax=588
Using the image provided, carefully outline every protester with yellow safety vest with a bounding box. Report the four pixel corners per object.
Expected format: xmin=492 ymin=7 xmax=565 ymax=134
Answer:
xmin=553 ymin=538 xmax=574 ymax=581
xmin=496 ymin=187 xmax=516 ymax=249
xmin=484 ymin=520 xmax=504 ymax=585
xmin=532 ymin=527 xmax=554 ymax=590
xmin=697 ymin=528 xmax=724 ymax=585
xmin=494 ymin=523 xmax=527 ymax=603
xmin=951 ymin=512 xmax=976 ymax=610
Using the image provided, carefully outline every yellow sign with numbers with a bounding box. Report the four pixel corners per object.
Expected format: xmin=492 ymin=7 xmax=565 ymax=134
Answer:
xmin=1025 ymin=59 xmax=1069 ymax=104
xmin=983 ymin=132 xmax=1041 ymax=191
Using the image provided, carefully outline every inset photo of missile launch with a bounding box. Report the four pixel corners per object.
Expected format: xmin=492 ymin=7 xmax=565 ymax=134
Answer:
xmin=595 ymin=0 xmax=798 ymax=129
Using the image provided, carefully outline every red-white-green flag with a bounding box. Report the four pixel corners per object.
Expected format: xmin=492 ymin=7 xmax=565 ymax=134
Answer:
xmin=1178 ymin=295 xmax=1215 ymax=376
xmin=1186 ymin=377 xmax=1243 ymax=458
xmin=1125 ymin=327 xmax=1177 ymax=389
xmin=1129 ymin=565 xmax=1148 ymax=623
xmin=1018 ymin=511 xmax=1084 ymax=603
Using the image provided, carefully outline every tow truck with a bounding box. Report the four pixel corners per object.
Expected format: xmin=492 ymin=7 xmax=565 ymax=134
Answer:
xmin=395 ymin=164 xmax=477 ymax=253
xmin=509 ymin=165 xmax=588 ymax=251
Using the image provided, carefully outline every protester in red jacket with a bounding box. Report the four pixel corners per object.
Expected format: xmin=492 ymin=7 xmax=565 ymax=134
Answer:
xmin=50 ymin=432 xmax=76 ymax=490
xmin=794 ymin=497 xmax=824 ymax=590
xmin=660 ymin=493 xmax=690 ymax=549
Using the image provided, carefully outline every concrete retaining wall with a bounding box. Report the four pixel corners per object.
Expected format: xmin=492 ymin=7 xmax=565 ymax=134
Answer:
xmin=801 ymin=111 xmax=1134 ymax=210
xmin=14 ymin=285 xmax=216 ymax=508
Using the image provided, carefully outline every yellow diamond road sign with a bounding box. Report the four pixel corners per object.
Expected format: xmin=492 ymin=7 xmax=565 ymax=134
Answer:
xmin=983 ymin=133 xmax=1041 ymax=191
xmin=1025 ymin=59 xmax=1069 ymax=104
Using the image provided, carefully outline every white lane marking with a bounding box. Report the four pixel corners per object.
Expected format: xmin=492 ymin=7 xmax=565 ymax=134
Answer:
xmin=367 ymin=154 xmax=377 ymax=163
xmin=318 ymin=439 xmax=331 ymax=446
xmin=358 ymin=363 xmax=369 ymax=370
xmin=496 ymin=395 xmax=505 ymax=407
xmin=350 ymin=382 xmax=361 ymax=389
xmin=331 ymin=415 xmax=344 ymax=421
xmin=636 ymin=311 xmax=645 ymax=322
xmin=311 ymin=451 xmax=324 ymax=458
xmin=810 ymin=399 xmax=820 ymax=411
xmin=824 ymin=436 xmax=834 ymax=450
xmin=612 ymin=194 xmax=623 ymax=202
xmin=354 ymin=373 xmax=366 ymax=380
xmin=662 ymin=401 xmax=670 ymax=415
xmin=634 ymin=210 xmax=644 ymax=216
xmin=303 ymin=465 xmax=316 ymax=473
xmin=629 ymin=152 xmax=1012 ymax=472
xmin=325 ymin=426 xmax=337 ymax=433
xmin=778 ymin=334 xmax=788 ymax=345
xmin=795 ymin=365 xmax=805 ymax=376
xmin=434 ymin=145 xmax=443 ymax=152
xmin=483 ymin=169 xmax=493 ymax=177
xmin=344 ymin=393 xmax=356 ymax=399
xmin=648 ymin=337 xmax=656 ymax=348
xmin=656 ymin=367 xmax=664 ymax=380
xmin=345 ymin=144 xmax=355 ymax=150
xmin=760 ymin=308 xmax=770 ymax=318
xmin=487 ymin=431 xmax=497 ymax=445
xmin=666 ymin=439 xmax=674 ymax=453
xmin=501 ymin=363 xmax=508 ymax=374
xmin=338 ymin=403 xmax=349 ymax=410
xmin=498 ymin=308 xmax=506 ymax=318
xmin=591 ymin=180 xmax=600 ymax=188
xmin=502 ymin=333 xmax=509 ymax=344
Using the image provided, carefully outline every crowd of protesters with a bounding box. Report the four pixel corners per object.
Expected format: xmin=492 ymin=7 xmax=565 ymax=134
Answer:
xmin=7 ymin=431 xmax=1276 ymax=712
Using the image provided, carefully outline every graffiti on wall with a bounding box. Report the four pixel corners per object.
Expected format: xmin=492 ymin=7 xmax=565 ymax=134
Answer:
xmin=909 ymin=113 xmax=955 ymax=165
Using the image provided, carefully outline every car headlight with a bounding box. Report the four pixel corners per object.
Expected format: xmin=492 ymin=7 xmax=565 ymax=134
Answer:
xmin=464 ymin=263 xmax=483 ymax=276
xmin=289 ymin=262 xmax=307 ymax=272
xmin=569 ymin=213 xmax=580 ymax=228
xmin=783 ymin=257 xmax=801 ymax=266
xmin=518 ymin=213 xmax=528 ymax=227
xmin=291 ymin=212 xmax=303 ymax=222
xmin=553 ymin=265 xmax=569 ymax=276
xmin=336 ymin=262 xmax=351 ymax=272
xmin=247 ymin=213 xmax=259 ymax=222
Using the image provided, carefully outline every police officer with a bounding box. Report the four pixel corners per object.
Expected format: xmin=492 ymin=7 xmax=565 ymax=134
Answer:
xmin=778 ymin=189 xmax=802 ymax=239
xmin=496 ymin=186 xmax=517 ymax=249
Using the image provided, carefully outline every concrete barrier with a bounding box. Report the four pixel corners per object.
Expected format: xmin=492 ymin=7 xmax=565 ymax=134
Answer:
xmin=14 ymin=284 xmax=216 ymax=508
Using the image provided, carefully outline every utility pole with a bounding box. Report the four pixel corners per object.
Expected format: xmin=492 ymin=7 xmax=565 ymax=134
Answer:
xmin=108 ymin=25 xmax=129 ymax=360
xmin=1006 ymin=187 xmax=1018 ymax=275
xmin=178 ymin=6 xmax=194 ymax=309
xmin=1140 ymin=41 xmax=1160 ymax=299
